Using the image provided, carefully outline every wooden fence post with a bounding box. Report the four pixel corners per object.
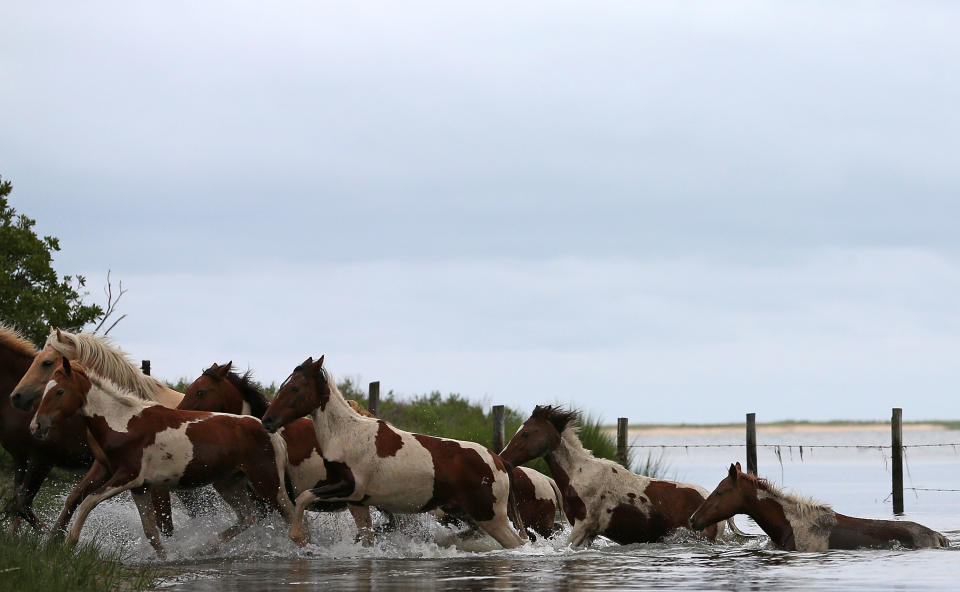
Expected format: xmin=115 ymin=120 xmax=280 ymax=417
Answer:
xmin=617 ymin=418 xmax=629 ymax=468
xmin=368 ymin=381 xmax=380 ymax=418
xmin=141 ymin=360 xmax=150 ymax=376
xmin=892 ymin=407 xmax=904 ymax=515
xmin=492 ymin=405 xmax=505 ymax=453
xmin=746 ymin=412 xmax=757 ymax=476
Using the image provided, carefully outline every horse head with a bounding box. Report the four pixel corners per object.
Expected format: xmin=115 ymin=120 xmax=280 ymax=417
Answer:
xmin=500 ymin=405 xmax=578 ymax=465
xmin=262 ymin=355 xmax=326 ymax=433
xmin=690 ymin=462 xmax=752 ymax=531
xmin=179 ymin=362 xmax=236 ymax=413
xmin=11 ymin=328 xmax=75 ymax=411
xmin=31 ymin=357 xmax=91 ymax=440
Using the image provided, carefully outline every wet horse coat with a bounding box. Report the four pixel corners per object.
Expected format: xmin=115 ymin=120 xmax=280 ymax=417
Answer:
xmin=261 ymin=356 xmax=525 ymax=549
xmin=178 ymin=362 xmax=374 ymax=543
xmin=501 ymin=406 xmax=724 ymax=547
xmin=690 ymin=463 xmax=950 ymax=550
xmin=31 ymin=359 xmax=293 ymax=557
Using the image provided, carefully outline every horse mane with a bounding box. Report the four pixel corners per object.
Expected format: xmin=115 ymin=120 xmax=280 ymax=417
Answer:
xmin=743 ymin=471 xmax=833 ymax=517
xmin=347 ymin=399 xmax=376 ymax=418
xmin=0 ymin=324 xmax=37 ymax=358
xmin=47 ymin=329 xmax=162 ymax=401
xmin=532 ymin=405 xmax=580 ymax=435
xmin=81 ymin=366 xmax=150 ymax=409
xmin=206 ymin=367 xmax=268 ymax=419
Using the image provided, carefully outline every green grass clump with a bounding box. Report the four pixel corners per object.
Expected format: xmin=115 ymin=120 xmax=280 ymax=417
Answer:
xmin=0 ymin=522 xmax=155 ymax=592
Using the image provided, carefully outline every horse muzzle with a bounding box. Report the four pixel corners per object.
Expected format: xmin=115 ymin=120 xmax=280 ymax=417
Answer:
xmin=30 ymin=417 xmax=52 ymax=440
xmin=261 ymin=416 xmax=281 ymax=433
xmin=11 ymin=390 xmax=36 ymax=412
xmin=689 ymin=516 xmax=705 ymax=531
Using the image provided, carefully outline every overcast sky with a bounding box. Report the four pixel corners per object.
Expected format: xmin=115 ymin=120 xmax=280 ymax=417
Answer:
xmin=2 ymin=2 xmax=958 ymax=423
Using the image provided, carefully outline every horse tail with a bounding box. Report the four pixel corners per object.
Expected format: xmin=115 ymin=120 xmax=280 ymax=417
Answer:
xmin=547 ymin=475 xmax=567 ymax=525
xmin=268 ymin=431 xmax=296 ymax=511
xmin=503 ymin=462 xmax=528 ymax=540
xmin=937 ymin=532 xmax=950 ymax=547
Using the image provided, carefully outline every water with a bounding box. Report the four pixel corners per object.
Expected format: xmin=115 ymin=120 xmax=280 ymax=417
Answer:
xmin=65 ymin=427 xmax=960 ymax=590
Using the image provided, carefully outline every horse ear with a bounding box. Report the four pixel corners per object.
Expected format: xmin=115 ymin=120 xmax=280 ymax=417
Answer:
xmin=56 ymin=328 xmax=68 ymax=344
xmin=735 ymin=461 xmax=742 ymax=472
xmin=301 ymin=357 xmax=313 ymax=368
xmin=62 ymin=356 xmax=73 ymax=376
xmin=729 ymin=463 xmax=738 ymax=480
xmin=215 ymin=361 xmax=232 ymax=378
xmin=316 ymin=355 xmax=324 ymax=368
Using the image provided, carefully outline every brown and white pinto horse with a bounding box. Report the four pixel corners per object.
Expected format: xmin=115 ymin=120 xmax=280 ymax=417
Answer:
xmin=10 ymin=329 xmax=187 ymax=538
xmin=501 ymin=405 xmax=730 ymax=547
xmin=690 ymin=463 xmax=950 ymax=550
xmin=31 ymin=358 xmax=293 ymax=558
xmin=178 ymin=362 xmax=374 ymax=544
xmin=261 ymin=356 xmax=525 ymax=549
xmin=0 ymin=325 xmax=92 ymax=532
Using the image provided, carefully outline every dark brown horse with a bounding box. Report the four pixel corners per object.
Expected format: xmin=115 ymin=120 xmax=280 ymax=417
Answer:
xmin=177 ymin=362 xmax=374 ymax=544
xmin=690 ymin=463 xmax=950 ymax=550
xmin=501 ymin=405 xmax=732 ymax=547
xmin=0 ymin=325 xmax=91 ymax=532
xmin=261 ymin=356 xmax=525 ymax=549
xmin=32 ymin=358 xmax=293 ymax=558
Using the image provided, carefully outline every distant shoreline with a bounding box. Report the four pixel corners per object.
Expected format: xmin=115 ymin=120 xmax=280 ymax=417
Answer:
xmin=604 ymin=420 xmax=960 ymax=436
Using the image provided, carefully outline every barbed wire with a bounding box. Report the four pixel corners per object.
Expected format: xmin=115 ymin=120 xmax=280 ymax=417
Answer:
xmin=627 ymin=442 xmax=960 ymax=450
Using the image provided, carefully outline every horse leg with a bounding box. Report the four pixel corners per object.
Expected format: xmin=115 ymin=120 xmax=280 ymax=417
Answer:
xmin=568 ymin=520 xmax=596 ymax=548
xmin=150 ymin=488 xmax=174 ymax=536
xmin=131 ymin=488 xmax=167 ymax=559
xmin=5 ymin=455 xmax=28 ymax=534
xmin=13 ymin=456 xmax=53 ymax=532
xmin=348 ymin=505 xmax=374 ymax=547
xmin=68 ymin=473 xmax=139 ymax=545
xmin=289 ymin=479 xmax=356 ymax=547
xmin=51 ymin=460 xmax=110 ymax=539
xmin=211 ymin=478 xmax=262 ymax=545
xmin=476 ymin=514 xmax=525 ymax=549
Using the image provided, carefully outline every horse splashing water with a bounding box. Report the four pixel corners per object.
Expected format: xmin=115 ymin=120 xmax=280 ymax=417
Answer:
xmin=260 ymin=356 xmax=526 ymax=549
xmin=690 ymin=462 xmax=950 ymax=550
xmin=31 ymin=358 xmax=293 ymax=558
xmin=178 ymin=362 xmax=375 ymax=544
xmin=500 ymin=405 xmax=738 ymax=547
xmin=10 ymin=329 xmax=191 ymax=538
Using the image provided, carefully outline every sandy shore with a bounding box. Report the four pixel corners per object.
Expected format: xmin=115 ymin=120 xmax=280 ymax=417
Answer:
xmin=606 ymin=423 xmax=951 ymax=437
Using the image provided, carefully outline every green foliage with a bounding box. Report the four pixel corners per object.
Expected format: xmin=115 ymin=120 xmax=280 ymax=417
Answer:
xmin=0 ymin=176 xmax=102 ymax=345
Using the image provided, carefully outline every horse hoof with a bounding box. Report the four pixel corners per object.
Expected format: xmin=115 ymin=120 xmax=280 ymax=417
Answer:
xmin=290 ymin=531 xmax=309 ymax=548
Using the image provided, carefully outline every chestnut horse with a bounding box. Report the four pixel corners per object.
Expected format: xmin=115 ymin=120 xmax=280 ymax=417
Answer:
xmin=501 ymin=405 xmax=734 ymax=547
xmin=690 ymin=463 xmax=950 ymax=550
xmin=10 ymin=329 xmax=187 ymax=537
xmin=0 ymin=325 xmax=92 ymax=532
xmin=261 ymin=356 xmax=525 ymax=549
xmin=178 ymin=362 xmax=374 ymax=544
xmin=31 ymin=358 xmax=293 ymax=558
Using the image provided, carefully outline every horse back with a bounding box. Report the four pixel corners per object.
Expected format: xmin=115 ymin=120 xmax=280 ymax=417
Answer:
xmin=830 ymin=513 xmax=950 ymax=549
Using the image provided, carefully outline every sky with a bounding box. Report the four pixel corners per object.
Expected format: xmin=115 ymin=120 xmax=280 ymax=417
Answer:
xmin=2 ymin=1 xmax=958 ymax=423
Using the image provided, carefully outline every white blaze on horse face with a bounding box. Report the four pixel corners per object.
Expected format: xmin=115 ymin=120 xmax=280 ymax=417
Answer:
xmin=43 ymin=379 xmax=58 ymax=396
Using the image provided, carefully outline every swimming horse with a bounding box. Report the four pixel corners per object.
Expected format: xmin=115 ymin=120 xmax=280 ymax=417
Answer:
xmin=31 ymin=358 xmax=293 ymax=558
xmin=260 ymin=356 xmax=526 ymax=549
xmin=178 ymin=361 xmax=375 ymax=545
xmin=0 ymin=325 xmax=92 ymax=532
xmin=690 ymin=463 xmax=950 ymax=550
xmin=10 ymin=329 xmax=194 ymax=537
xmin=500 ymin=405 xmax=743 ymax=547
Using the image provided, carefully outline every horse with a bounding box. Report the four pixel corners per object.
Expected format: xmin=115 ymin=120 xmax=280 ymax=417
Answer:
xmin=260 ymin=356 xmax=526 ymax=549
xmin=31 ymin=357 xmax=294 ymax=558
xmin=500 ymin=405 xmax=737 ymax=547
xmin=9 ymin=328 xmax=187 ymax=537
xmin=0 ymin=325 xmax=92 ymax=532
xmin=177 ymin=361 xmax=374 ymax=544
xmin=690 ymin=462 xmax=950 ymax=550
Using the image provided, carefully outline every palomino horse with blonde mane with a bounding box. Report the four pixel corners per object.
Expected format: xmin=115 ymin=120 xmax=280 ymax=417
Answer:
xmin=690 ymin=463 xmax=950 ymax=550
xmin=261 ymin=356 xmax=526 ymax=549
xmin=501 ymin=405 xmax=741 ymax=547
xmin=31 ymin=358 xmax=293 ymax=558
xmin=10 ymin=328 xmax=189 ymax=537
xmin=0 ymin=325 xmax=92 ymax=531
xmin=178 ymin=361 xmax=375 ymax=545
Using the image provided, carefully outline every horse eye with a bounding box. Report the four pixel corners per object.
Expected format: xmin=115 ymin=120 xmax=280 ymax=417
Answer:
xmin=521 ymin=432 xmax=530 ymax=439
xmin=56 ymin=389 xmax=64 ymax=397
xmin=196 ymin=390 xmax=206 ymax=397
xmin=42 ymin=360 xmax=54 ymax=367
xmin=291 ymin=386 xmax=300 ymax=394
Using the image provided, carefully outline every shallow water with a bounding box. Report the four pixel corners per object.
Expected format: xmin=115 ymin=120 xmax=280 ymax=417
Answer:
xmin=65 ymin=428 xmax=960 ymax=590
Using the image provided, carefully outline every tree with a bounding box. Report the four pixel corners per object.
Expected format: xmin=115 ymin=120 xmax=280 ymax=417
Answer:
xmin=0 ymin=175 xmax=104 ymax=345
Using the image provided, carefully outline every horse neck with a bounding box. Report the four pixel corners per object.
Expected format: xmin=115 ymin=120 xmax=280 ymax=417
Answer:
xmin=742 ymin=486 xmax=797 ymax=546
xmin=80 ymin=379 xmax=155 ymax=443
xmin=545 ymin=427 xmax=594 ymax=484
xmin=310 ymin=384 xmax=362 ymax=446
